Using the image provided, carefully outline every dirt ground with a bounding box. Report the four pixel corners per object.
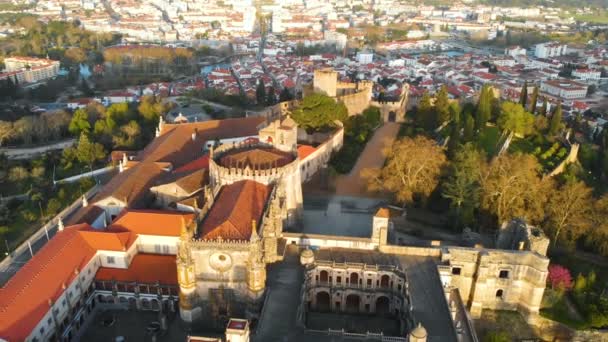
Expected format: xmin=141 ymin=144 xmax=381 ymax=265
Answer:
xmin=334 ymin=123 xmax=401 ymax=197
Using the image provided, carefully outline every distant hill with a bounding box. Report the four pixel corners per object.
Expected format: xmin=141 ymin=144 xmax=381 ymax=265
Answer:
xmin=477 ymin=0 xmax=608 ymax=8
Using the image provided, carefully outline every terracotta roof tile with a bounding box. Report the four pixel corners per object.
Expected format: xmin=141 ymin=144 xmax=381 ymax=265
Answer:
xmin=109 ymin=210 xmax=195 ymax=237
xmin=0 ymin=224 xmax=97 ymax=341
xmin=199 ymin=180 xmax=271 ymax=241
xmin=94 ymin=254 xmax=177 ymax=285
xmin=297 ymin=145 xmax=317 ymax=160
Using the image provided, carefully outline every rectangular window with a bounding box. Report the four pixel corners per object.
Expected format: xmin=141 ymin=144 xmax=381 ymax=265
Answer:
xmin=107 ymin=256 xmax=115 ymax=264
xmin=163 ymin=245 xmax=170 ymax=254
xmin=452 ymin=267 xmax=461 ymax=275
xmin=499 ymin=270 xmax=509 ymax=279
xmin=336 ymin=276 xmax=342 ymax=284
xmin=155 ymin=244 xmax=161 ymax=253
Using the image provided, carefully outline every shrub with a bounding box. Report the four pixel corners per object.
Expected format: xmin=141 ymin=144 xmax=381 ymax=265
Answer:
xmin=548 ymin=264 xmax=573 ymax=291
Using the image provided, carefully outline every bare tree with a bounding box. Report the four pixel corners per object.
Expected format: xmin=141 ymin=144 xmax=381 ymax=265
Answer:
xmin=480 ymin=153 xmax=548 ymax=226
xmin=544 ymin=180 xmax=594 ymax=246
xmin=363 ymin=136 xmax=447 ymax=205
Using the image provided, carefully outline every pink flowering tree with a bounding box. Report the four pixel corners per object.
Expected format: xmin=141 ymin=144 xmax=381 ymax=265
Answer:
xmin=548 ymin=264 xmax=573 ymax=291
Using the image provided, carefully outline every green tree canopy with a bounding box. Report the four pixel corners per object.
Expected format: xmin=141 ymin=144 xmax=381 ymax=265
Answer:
xmin=497 ymin=101 xmax=535 ymax=136
xmin=442 ymin=143 xmax=485 ymax=229
xmin=291 ymin=93 xmax=348 ymax=132
xmin=68 ymin=108 xmax=91 ymax=136
xmin=548 ymin=101 xmax=564 ymax=137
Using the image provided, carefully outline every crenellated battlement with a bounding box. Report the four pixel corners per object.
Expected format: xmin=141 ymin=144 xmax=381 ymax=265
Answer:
xmin=209 ymin=141 xmax=300 ymax=188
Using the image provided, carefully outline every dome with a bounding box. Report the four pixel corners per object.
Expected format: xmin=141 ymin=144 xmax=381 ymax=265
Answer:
xmin=410 ymin=323 xmax=427 ymax=339
xmin=300 ymin=248 xmax=315 ymax=265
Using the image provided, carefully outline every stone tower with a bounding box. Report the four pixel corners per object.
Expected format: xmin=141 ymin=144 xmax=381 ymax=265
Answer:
xmin=177 ymin=217 xmax=198 ymax=322
xmin=313 ymin=69 xmax=338 ymax=97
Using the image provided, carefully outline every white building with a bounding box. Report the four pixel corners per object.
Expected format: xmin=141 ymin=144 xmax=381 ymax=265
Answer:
xmin=572 ymin=68 xmax=601 ymax=81
xmin=540 ymin=79 xmax=588 ymax=100
xmin=534 ymin=42 xmax=567 ymax=58
xmin=1 ymin=57 xmax=60 ymax=84
xmin=504 ymin=45 xmax=527 ymax=58
xmin=356 ymin=51 xmax=374 ymax=64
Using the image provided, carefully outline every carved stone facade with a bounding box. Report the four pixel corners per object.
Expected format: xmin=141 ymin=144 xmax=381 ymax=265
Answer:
xmin=437 ymin=246 xmax=549 ymax=323
xmin=301 ymin=249 xmax=411 ymax=336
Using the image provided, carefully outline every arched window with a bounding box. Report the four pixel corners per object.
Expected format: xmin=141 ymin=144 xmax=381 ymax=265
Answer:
xmin=319 ymin=270 xmax=329 ymax=283
xmin=496 ymin=289 xmax=504 ymax=299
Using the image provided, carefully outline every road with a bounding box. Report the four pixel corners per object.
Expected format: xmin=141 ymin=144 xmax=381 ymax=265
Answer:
xmin=334 ymin=122 xmax=401 ymax=197
xmin=1 ymin=139 xmax=75 ymax=160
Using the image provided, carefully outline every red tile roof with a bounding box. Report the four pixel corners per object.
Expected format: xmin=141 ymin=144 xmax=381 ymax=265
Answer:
xmin=0 ymin=224 xmax=97 ymax=341
xmin=199 ymin=180 xmax=271 ymax=241
xmin=95 ymin=254 xmax=177 ymax=285
xmin=173 ymin=154 xmax=210 ymax=173
xmin=109 ymin=210 xmax=195 ymax=237
xmin=297 ymin=145 xmax=317 ymax=160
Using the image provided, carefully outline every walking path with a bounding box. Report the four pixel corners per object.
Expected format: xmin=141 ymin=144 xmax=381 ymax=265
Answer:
xmin=334 ymin=122 xmax=400 ymax=197
xmin=1 ymin=139 xmax=75 ymax=160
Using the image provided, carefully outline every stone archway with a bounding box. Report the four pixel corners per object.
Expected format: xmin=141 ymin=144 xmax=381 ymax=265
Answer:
xmin=316 ymin=291 xmax=330 ymax=312
xmin=388 ymin=111 xmax=397 ymax=122
xmin=375 ymin=296 xmax=390 ymax=315
xmin=345 ymin=294 xmax=360 ymax=314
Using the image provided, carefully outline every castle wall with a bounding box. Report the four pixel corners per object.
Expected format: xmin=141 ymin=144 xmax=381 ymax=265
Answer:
xmin=338 ymin=81 xmax=373 ymax=116
xmin=299 ymin=124 xmax=344 ymax=182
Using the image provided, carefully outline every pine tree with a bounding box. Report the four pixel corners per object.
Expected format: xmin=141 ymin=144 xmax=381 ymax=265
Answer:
xmin=519 ymin=81 xmax=528 ymax=108
xmin=529 ymin=86 xmax=539 ymax=114
xmin=538 ymin=97 xmax=548 ymax=117
xmin=548 ymin=101 xmax=563 ymax=137
xmin=475 ymin=85 xmax=491 ymax=131
xmin=256 ymin=79 xmax=266 ymax=105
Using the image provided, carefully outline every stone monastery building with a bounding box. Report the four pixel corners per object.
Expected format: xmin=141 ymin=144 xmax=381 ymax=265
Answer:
xmin=0 ymin=88 xmax=550 ymax=342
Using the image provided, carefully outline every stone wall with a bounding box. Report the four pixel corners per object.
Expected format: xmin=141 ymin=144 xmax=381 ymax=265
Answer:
xmin=299 ymin=123 xmax=344 ymax=182
xmin=548 ymin=143 xmax=580 ymax=177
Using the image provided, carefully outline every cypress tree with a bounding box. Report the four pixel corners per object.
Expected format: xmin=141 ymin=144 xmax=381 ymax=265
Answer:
xmin=434 ymin=85 xmax=450 ymax=127
xmin=519 ymin=81 xmax=528 ymax=108
xmin=266 ymin=86 xmax=276 ymax=105
xmin=256 ymin=79 xmax=266 ymax=105
xmin=538 ymin=97 xmax=548 ymax=117
xmin=417 ymin=91 xmax=433 ymax=130
xmin=447 ymin=104 xmax=461 ymax=158
xmin=529 ymin=86 xmax=538 ymax=114
xmin=475 ymin=85 xmax=491 ymax=131
xmin=548 ymin=101 xmax=563 ymax=137
xmin=463 ymin=112 xmax=475 ymax=143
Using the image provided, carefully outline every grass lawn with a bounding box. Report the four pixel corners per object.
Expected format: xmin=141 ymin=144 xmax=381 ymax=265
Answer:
xmin=574 ymin=13 xmax=608 ymax=24
xmin=540 ymin=289 xmax=587 ymax=330
xmin=477 ymin=126 xmax=501 ymax=156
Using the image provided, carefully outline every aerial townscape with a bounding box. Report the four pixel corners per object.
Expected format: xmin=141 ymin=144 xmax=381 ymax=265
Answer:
xmin=1 ymin=0 xmax=608 ymax=341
